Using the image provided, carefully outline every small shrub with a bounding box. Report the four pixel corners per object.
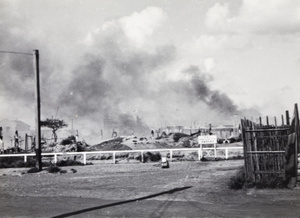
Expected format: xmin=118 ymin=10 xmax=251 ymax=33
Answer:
xmin=144 ymin=152 xmax=161 ymax=162
xmin=60 ymin=135 xmax=76 ymax=145
xmin=46 ymin=166 xmax=61 ymax=173
xmin=56 ymin=159 xmax=83 ymax=166
xmin=228 ymin=167 xmax=246 ymax=189
xmin=200 ymin=157 xmax=208 ymax=161
xmin=173 ymin=133 xmax=189 ymax=142
xmin=27 ymin=167 xmax=39 ymax=174
xmin=231 ymin=155 xmax=244 ymax=160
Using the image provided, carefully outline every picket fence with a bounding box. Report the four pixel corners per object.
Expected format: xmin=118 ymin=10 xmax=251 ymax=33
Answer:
xmin=0 ymin=146 xmax=243 ymax=165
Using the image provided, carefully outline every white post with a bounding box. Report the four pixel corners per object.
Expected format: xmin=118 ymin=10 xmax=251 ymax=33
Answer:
xmin=54 ymin=154 xmax=57 ymax=163
xmin=225 ymin=148 xmax=228 ymax=159
xmin=170 ymin=150 xmax=173 ymax=162
xmin=83 ymin=153 xmax=86 ymax=165
xmin=199 ymin=144 xmax=203 ymax=160
xmin=214 ymin=143 xmax=217 ymax=159
xmin=113 ymin=151 xmax=116 ymax=164
xmin=201 ymin=144 xmax=203 ymax=159
xmin=24 ymin=155 xmax=27 ymax=163
xmin=141 ymin=151 xmax=144 ymax=163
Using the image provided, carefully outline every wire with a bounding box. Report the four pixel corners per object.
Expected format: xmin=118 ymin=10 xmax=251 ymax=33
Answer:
xmin=0 ymin=50 xmax=33 ymax=56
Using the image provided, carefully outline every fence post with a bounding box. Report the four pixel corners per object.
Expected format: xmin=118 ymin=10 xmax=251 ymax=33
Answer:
xmin=25 ymin=134 xmax=28 ymax=152
xmin=214 ymin=143 xmax=217 ymax=159
xmin=198 ymin=146 xmax=203 ymax=161
xmin=24 ymin=155 xmax=27 ymax=163
xmin=286 ymin=110 xmax=290 ymax=125
xmin=113 ymin=151 xmax=116 ymax=164
xmin=170 ymin=150 xmax=173 ymax=162
xmin=54 ymin=154 xmax=57 ymax=163
xmin=141 ymin=151 xmax=144 ymax=163
xmin=83 ymin=153 xmax=86 ymax=165
xmin=225 ymin=148 xmax=228 ymax=159
xmin=241 ymin=119 xmax=249 ymax=178
xmin=259 ymin=117 xmax=262 ymax=127
xmin=294 ymin=104 xmax=299 ymax=178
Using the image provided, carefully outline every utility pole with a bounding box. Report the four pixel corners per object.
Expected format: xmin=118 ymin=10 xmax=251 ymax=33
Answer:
xmin=33 ymin=49 xmax=42 ymax=171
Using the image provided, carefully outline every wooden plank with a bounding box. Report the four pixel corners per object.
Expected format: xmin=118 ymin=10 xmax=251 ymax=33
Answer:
xmin=294 ymin=104 xmax=299 ymax=178
xmin=241 ymin=119 xmax=249 ymax=179
xmin=244 ymin=128 xmax=289 ymax=132
xmin=247 ymin=151 xmax=285 ymax=154
xmin=254 ymin=171 xmax=284 ymax=174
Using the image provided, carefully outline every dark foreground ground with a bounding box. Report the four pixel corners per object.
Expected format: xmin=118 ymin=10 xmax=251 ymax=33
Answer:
xmin=0 ymin=160 xmax=300 ymax=218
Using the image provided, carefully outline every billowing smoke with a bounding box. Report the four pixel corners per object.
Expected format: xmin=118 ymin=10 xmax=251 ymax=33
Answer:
xmin=0 ymin=4 xmax=259 ymax=143
xmin=177 ymin=66 xmax=238 ymax=115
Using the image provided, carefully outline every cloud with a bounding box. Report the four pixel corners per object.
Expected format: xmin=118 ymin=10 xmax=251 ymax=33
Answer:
xmin=205 ymin=0 xmax=300 ymax=35
xmin=205 ymin=3 xmax=231 ymax=33
xmin=119 ymin=7 xmax=166 ymax=47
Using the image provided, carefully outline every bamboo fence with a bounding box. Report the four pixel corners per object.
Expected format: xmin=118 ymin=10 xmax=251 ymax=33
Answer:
xmin=241 ymin=109 xmax=293 ymax=184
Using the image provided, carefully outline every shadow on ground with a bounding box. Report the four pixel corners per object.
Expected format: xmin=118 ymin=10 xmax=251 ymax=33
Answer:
xmin=52 ymin=186 xmax=192 ymax=218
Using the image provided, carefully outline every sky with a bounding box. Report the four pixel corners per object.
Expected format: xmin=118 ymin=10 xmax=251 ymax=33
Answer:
xmin=0 ymin=0 xmax=300 ymax=140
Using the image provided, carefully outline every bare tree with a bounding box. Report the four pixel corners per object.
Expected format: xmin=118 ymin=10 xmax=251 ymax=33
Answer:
xmin=40 ymin=118 xmax=68 ymax=142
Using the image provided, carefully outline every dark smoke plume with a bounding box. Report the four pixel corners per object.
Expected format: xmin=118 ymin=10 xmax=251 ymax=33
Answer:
xmin=0 ymin=4 xmax=259 ymax=143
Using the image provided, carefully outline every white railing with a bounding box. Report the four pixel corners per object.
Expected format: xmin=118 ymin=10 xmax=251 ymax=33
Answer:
xmin=0 ymin=147 xmax=243 ymax=165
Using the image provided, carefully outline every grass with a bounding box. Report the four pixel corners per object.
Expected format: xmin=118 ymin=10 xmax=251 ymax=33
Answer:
xmin=56 ymin=159 xmax=84 ymax=166
xmin=0 ymin=157 xmax=83 ymax=169
xmin=228 ymin=167 xmax=285 ymax=189
xmin=0 ymin=157 xmax=36 ymax=168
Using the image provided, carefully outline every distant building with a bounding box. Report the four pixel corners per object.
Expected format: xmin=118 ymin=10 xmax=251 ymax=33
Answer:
xmin=159 ymin=125 xmax=210 ymax=135
xmin=158 ymin=124 xmax=238 ymax=139
xmin=211 ymin=125 xmax=235 ymax=139
xmin=0 ymin=119 xmax=32 ymax=150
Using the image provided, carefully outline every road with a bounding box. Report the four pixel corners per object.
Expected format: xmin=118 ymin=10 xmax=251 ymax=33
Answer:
xmin=0 ymin=160 xmax=300 ymax=217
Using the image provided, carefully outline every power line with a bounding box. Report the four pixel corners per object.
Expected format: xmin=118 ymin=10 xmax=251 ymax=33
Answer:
xmin=0 ymin=50 xmax=32 ymax=56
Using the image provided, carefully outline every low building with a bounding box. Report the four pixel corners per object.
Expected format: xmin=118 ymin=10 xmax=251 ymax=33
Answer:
xmin=0 ymin=119 xmax=32 ymax=150
xmin=211 ymin=125 xmax=236 ymax=139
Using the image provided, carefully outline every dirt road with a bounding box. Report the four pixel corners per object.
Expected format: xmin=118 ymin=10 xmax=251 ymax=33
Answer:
xmin=0 ymin=160 xmax=299 ymax=217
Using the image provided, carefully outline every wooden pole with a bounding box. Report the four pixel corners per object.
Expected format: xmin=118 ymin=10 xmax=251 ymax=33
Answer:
xmin=25 ymin=133 xmax=28 ymax=152
xmin=240 ymin=119 xmax=249 ymax=178
xmin=33 ymin=49 xmax=42 ymax=171
xmin=259 ymin=117 xmax=262 ymax=127
xmin=294 ymin=104 xmax=299 ymax=179
xmin=286 ymin=110 xmax=290 ymax=126
xmin=281 ymin=115 xmax=284 ymax=126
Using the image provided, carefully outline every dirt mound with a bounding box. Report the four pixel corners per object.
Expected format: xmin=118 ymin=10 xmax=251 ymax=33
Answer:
xmin=90 ymin=137 xmax=131 ymax=151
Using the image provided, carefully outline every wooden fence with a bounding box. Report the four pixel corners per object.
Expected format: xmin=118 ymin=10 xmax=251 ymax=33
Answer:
xmin=241 ymin=103 xmax=299 ymax=186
